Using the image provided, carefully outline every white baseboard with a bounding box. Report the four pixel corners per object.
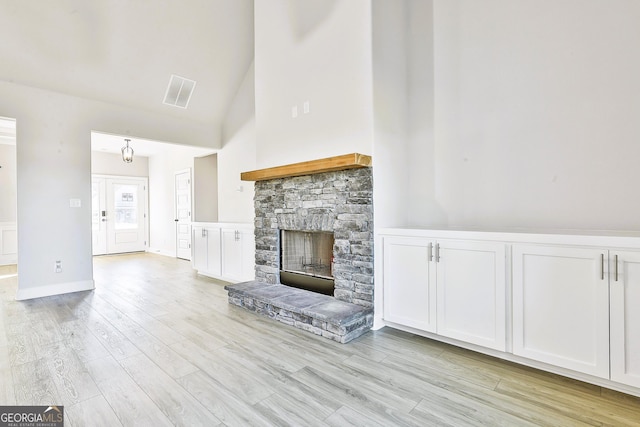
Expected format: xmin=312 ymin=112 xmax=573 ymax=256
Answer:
xmin=147 ymin=247 xmax=176 ymax=258
xmin=16 ymin=279 xmax=95 ymax=301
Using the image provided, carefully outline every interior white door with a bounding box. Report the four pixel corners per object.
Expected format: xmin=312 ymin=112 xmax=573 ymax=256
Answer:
xmin=92 ymin=176 xmax=148 ymax=255
xmin=175 ymin=169 xmax=192 ymax=260
xmin=91 ymin=178 xmax=107 ymax=255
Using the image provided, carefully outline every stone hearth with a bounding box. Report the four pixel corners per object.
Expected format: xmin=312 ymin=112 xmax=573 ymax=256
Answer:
xmin=225 ymin=281 xmax=373 ymax=343
xmin=227 ymin=154 xmax=374 ymax=343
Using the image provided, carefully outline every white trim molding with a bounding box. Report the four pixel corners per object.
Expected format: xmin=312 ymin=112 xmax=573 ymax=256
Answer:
xmin=15 ymin=280 xmax=95 ymax=301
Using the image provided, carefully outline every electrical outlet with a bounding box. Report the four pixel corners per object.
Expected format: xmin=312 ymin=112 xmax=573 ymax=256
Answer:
xmin=54 ymin=260 xmax=62 ymax=273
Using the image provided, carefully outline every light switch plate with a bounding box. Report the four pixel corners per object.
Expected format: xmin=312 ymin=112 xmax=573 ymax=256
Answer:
xmin=69 ymin=198 xmax=81 ymax=208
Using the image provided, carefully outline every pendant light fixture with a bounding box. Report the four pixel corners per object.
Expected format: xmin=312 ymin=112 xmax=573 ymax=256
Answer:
xmin=121 ymin=138 xmax=134 ymax=163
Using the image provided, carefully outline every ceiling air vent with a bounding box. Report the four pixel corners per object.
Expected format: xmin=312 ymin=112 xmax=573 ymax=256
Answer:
xmin=163 ymin=74 xmax=196 ymax=109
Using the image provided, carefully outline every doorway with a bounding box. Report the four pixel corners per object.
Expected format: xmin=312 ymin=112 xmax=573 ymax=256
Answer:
xmin=92 ymin=175 xmax=148 ymax=255
xmin=175 ymin=169 xmax=192 ymax=260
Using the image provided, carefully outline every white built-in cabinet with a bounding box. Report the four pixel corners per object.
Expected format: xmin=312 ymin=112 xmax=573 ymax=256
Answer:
xmin=513 ymin=245 xmax=640 ymax=384
xmin=436 ymin=240 xmax=506 ymax=351
xmin=192 ymin=225 xmax=221 ymax=277
xmin=610 ymin=250 xmax=640 ymax=388
xmin=379 ymin=228 xmax=640 ymax=396
xmin=192 ymin=223 xmax=254 ymax=283
xmin=382 ymin=235 xmax=506 ymax=351
xmin=512 ymin=245 xmax=610 ymax=378
xmin=221 ymin=227 xmax=255 ymax=282
xmin=383 ymin=237 xmax=436 ymax=332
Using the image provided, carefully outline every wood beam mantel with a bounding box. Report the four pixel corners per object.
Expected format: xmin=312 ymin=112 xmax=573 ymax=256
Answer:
xmin=240 ymin=153 xmax=372 ymax=182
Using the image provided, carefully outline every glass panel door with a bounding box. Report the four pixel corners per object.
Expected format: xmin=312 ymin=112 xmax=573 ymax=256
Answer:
xmin=113 ymin=184 xmax=139 ymax=230
xmin=92 ymin=176 xmax=147 ymax=255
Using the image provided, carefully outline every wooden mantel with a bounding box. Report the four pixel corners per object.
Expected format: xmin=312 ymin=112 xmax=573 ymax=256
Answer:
xmin=240 ymin=153 xmax=372 ymax=182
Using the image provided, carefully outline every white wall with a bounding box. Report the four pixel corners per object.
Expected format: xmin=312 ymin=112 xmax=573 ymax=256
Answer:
xmin=425 ymin=0 xmax=640 ymax=231
xmin=193 ymin=154 xmax=218 ymax=222
xmin=91 ymin=151 xmax=149 ymax=177
xmin=218 ymin=59 xmax=256 ymax=224
xmin=0 ymin=144 xmax=16 ymax=222
xmin=254 ymin=0 xmax=373 ymax=169
xmin=371 ymin=0 xmax=444 ymax=229
xmin=218 ymin=119 xmax=256 ymax=223
xmin=0 ymin=80 xmax=218 ymax=299
xmin=406 ymin=0 xmax=444 ymax=227
xmin=148 ymin=149 xmax=196 ymax=257
xmin=372 ymin=0 xmax=410 ymax=229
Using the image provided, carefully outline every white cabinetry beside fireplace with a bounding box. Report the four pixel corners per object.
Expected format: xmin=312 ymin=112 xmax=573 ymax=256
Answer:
xmin=379 ymin=228 xmax=640 ymax=397
xmin=513 ymin=244 xmax=640 ymax=387
xmin=192 ymin=222 xmax=254 ymax=283
xmin=382 ymin=234 xmax=506 ymax=351
xmin=221 ymin=227 xmax=255 ymax=283
xmin=193 ymin=224 xmax=221 ymax=276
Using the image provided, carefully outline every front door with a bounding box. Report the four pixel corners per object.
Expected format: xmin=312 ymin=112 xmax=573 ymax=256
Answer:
xmin=175 ymin=169 xmax=192 ymax=260
xmin=91 ymin=178 xmax=107 ymax=255
xmin=92 ymin=176 xmax=148 ymax=255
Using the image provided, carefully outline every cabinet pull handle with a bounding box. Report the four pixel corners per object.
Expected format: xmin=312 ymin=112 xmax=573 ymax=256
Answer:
xmin=615 ymin=254 xmax=619 ymax=282
xmin=601 ymin=253 xmax=604 ymax=280
xmin=202 ymin=229 xmax=206 ymax=238
xmin=435 ymin=243 xmax=440 ymax=263
xmin=428 ymin=243 xmax=433 ymax=262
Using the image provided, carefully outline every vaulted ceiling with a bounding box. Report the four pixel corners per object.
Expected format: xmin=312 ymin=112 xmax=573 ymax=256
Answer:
xmin=0 ymin=0 xmax=255 ymax=128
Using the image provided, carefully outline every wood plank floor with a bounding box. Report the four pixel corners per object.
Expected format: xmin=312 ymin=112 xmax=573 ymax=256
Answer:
xmin=1 ymin=253 xmax=640 ymax=426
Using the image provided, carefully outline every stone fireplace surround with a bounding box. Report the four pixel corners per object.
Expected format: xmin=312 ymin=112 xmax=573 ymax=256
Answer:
xmin=225 ymin=154 xmax=374 ymax=343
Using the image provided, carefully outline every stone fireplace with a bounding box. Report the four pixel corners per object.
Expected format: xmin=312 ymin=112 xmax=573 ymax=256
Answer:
xmin=225 ymin=154 xmax=374 ymax=343
xmin=254 ymin=167 xmax=374 ymax=307
xmin=280 ymin=230 xmax=335 ymax=296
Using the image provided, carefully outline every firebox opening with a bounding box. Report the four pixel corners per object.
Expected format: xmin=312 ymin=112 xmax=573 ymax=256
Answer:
xmin=280 ymin=230 xmax=335 ymax=296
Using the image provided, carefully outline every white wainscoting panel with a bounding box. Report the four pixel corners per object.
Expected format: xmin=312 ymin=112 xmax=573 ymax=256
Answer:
xmin=0 ymin=222 xmax=17 ymax=265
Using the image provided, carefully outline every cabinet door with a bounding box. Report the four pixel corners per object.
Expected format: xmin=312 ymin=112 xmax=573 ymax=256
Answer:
xmin=192 ymin=227 xmax=208 ymax=272
xmin=512 ymin=244 xmax=609 ymax=378
xmin=610 ymin=250 xmax=640 ymax=388
xmin=382 ymin=236 xmax=436 ymax=332
xmin=222 ymin=229 xmax=243 ymax=282
xmin=206 ymin=227 xmax=222 ymax=277
xmin=436 ymin=240 xmax=506 ymax=351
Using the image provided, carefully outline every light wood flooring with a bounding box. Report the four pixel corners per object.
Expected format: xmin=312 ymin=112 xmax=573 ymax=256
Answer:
xmin=1 ymin=253 xmax=640 ymax=426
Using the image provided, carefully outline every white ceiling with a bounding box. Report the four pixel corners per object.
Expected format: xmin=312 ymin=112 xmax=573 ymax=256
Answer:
xmin=91 ymin=131 xmax=215 ymax=158
xmin=0 ymin=0 xmax=254 ymax=127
